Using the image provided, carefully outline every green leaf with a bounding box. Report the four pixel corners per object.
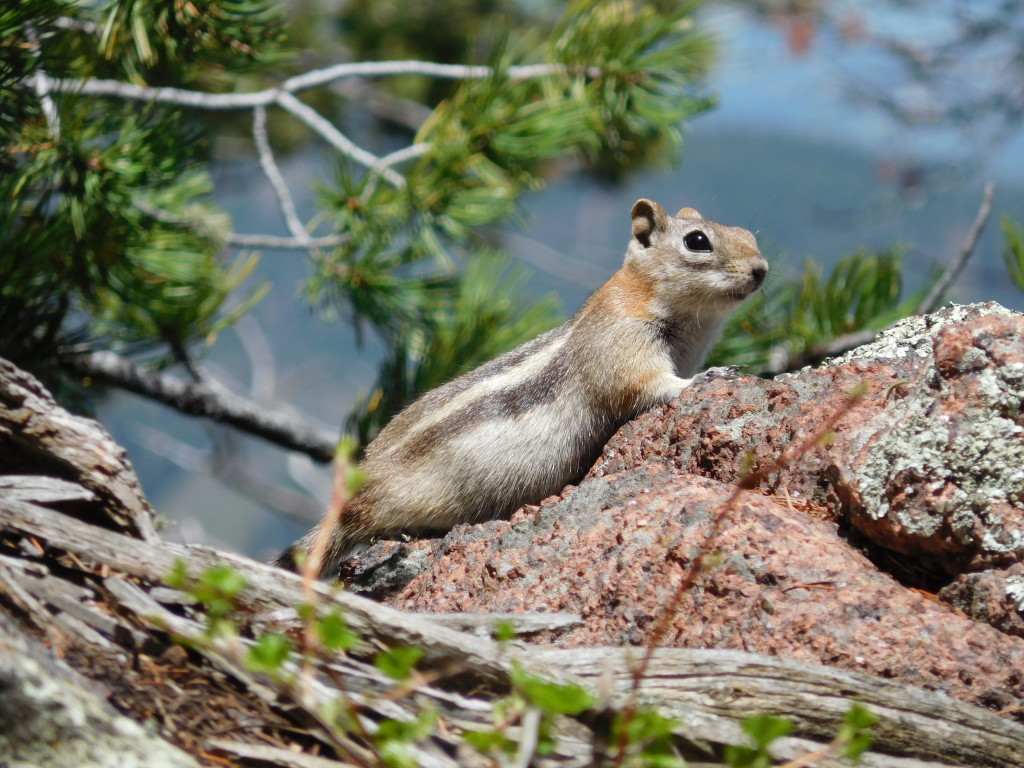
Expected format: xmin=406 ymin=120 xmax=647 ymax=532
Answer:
xmin=377 ymin=709 xmax=437 ymax=742
xmin=612 ymin=707 xmax=685 ymax=767
xmin=346 ymin=466 xmax=371 ymax=498
xmin=246 ymin=632 xmax=292 ymax=673
xmin=317 ymin=609 xmax=360 ymax=652
xmin=616 ymin=707 xmax=678 ymax=744
xmin=335 ymin=435 xmax=361 ymax=464
xmin=510 ymin=667 xmax=595 ymax=715
xmin=197 ymin=564 xmax=247 ymax=598
xmin=296 ymin=602 xmax=316 ymax=622
xmin=375 ymin=646 xmax=424 ymax=680
xmin=725 ymin=714 xmax=793 ymax=768
xmin=164 ymin=559 xmax=189 ymax=589
xmin=742 ymin=714 xmax=794 ymax=747
xmin=493 ymin=619 xmax=518 ymax=643
xmin=375 ymin=710 xmax=437 ymax=768
xmin=463 ymin=729 xmax=518 ymax=755
xmin=725 ymin=744 xmax=763 ymax=768
xmin=839 ymin=703 xmax=878 ymax=762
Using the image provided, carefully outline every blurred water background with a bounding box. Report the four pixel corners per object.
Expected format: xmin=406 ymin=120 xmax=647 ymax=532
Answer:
xmin=96 ymin=1 xmax=1024 ymax=559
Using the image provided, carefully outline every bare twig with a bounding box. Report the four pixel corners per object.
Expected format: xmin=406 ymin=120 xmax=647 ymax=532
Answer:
xmin=917 ymin=182 xmax=995 ymax=315
xmin=207 ymin=739 xmax=357 ymax=768
xmin=60 ymin=350 xmax=337 ymax=463
xmin=232 ymin=314 xmax=277 ymax=403
xmin=776 ymin=742 xmax=839 ymax=768
xmin=253 ymin=105 xmax=311 ymax=244
xmin=274 ymin=91 xmax=405 ymax=188
xmin=764 ymin=328 xmax=879 ymax=376
xmin=225 ymin=232 xmax=348 ymax=249
xmin=302 ymin=448 xmax=350 ymax=585
xmin=137 ymin=197 xmax=344 ymax=248
xmin=47 ymin=62 xmax=571 ymax=106
xmin=377 ymin=143 xmax=431 ymax=168
xmin=511 ymin=707 xmax=542 ymax=768
xmin=280 ymin=60 xmax=567 ymax=92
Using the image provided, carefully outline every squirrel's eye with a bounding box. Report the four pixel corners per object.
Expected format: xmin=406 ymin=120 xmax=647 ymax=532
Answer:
xmin=684 ymin=230 xmax=712 ymax=252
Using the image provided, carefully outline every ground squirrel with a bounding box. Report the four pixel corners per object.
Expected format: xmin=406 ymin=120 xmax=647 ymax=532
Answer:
xmin=276 ymin=199 xmax=768 ymax=575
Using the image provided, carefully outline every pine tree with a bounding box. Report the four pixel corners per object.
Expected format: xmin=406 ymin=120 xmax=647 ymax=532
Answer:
xmin=1 ymin=0 xmax=715 ymax=446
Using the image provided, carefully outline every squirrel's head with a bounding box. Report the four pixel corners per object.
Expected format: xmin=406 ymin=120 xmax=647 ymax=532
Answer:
xmin=625 ymin=199 xmax=768 ymax=319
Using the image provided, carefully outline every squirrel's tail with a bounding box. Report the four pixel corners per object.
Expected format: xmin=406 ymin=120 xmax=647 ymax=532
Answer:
xmin=271 ymin=541 xmax=302 ymax=572
xmin=270 ymin=525 xmax=354 ymax=578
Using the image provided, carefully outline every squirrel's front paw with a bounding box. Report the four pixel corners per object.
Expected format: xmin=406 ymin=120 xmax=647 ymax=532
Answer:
xmin=696 ymin=365 xmax=742 ymax=382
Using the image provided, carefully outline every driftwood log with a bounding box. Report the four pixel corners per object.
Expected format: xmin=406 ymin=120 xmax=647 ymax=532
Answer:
xmin=2 ymin=356 xmax=1023 ymax=767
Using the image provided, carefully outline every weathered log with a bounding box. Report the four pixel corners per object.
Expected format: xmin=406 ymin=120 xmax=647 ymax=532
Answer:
xmin=0 ymin=358 xmax=157 ymax=540
xmin=538 ymin=647 xmax=1024 ymax=768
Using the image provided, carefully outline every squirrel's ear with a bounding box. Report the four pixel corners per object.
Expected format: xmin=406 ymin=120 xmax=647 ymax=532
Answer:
xmin=631 ymin=199 xmax=669 ymax=248
xmin=676 ymin=207 xmax=702 ymax=219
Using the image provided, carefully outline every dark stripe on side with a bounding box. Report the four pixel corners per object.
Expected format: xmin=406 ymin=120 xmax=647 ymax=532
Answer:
xmin=423 ymin=321 xmax=572 ymax=402
xmin=397 ymin=340 xmax=577 ymax=462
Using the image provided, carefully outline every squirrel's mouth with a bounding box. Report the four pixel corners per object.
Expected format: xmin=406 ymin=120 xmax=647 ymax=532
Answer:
xmin=726 ymin=288 xmax=754 ymax=301
xmin=727 ymin=272 xmax=766 ymax=301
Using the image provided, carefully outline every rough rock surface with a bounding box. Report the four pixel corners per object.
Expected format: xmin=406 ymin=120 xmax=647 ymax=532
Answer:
xmin=343 ymin=303 xmax=1024 ymax=714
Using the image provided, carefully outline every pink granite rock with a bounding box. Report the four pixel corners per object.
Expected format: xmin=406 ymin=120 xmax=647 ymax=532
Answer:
xmin=343 ymin=303 xmax=1024 ymax=715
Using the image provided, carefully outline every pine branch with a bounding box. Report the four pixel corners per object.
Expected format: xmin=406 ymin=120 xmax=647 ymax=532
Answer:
xmin=40 ymin=60 xmax=571 ymax=184
xmin=38 ymin=59 xmax=582 ymax=242
xmin=60 ymin=351 xmax=337 ymax=463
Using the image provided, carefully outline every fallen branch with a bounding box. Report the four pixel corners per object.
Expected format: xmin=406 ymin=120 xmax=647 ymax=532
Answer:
xmin=59 ymin=350 xmax=337 ymax=463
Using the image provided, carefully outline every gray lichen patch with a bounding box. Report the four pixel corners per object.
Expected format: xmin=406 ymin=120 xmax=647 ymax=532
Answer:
xmin=830 ymin=302 xmax=1017 ymax=367
xmin=849 ymin=307 xmax=1024 ymax=562
xmin=855 ymin=395 xmax=952 ymax=531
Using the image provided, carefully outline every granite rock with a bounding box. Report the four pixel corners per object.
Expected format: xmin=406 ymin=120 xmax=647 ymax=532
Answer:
xmin=342 ymin=303 xmax=1024 ymax=714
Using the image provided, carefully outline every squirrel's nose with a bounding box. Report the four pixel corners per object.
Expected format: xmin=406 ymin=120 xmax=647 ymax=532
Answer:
xmin=751 ymin=265 xmax=767 ymax=288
